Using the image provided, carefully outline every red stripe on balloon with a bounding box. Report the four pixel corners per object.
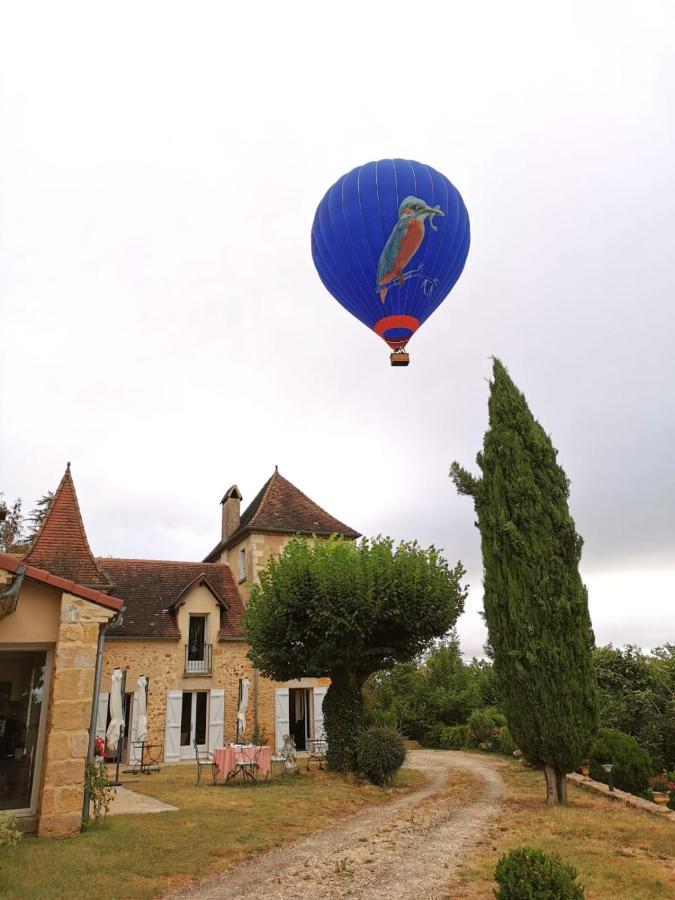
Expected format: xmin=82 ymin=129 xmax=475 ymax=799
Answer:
xmin=373 ymin=315 xmax=420 ymax=338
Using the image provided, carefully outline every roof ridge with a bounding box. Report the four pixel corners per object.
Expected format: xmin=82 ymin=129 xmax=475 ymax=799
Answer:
xmin=97 ymin=556 xmax=230 ymax=567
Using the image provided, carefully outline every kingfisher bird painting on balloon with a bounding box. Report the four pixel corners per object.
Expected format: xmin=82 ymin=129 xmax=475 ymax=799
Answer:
xmin=376 ymin=196 xmax=444 ymax=304
xmin=311 ymin=159 xmax=470 ymax=366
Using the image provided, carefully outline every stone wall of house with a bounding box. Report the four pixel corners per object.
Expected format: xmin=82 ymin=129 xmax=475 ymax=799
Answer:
xmin=37 ymin=594 xmax=115 ymax=838
xmin=102 ymin=637 xmax=327 ymax=752
xmin=103 ymin=638 xmax=277 ymax=748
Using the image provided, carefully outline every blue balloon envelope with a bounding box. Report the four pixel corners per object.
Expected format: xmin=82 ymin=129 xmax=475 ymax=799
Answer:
xmin=311 ymin=159 xmax=470 ymax=364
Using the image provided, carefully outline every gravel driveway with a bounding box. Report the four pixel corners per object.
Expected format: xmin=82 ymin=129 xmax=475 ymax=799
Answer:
xmin=167 ymin=750 xmax=505 ymax=900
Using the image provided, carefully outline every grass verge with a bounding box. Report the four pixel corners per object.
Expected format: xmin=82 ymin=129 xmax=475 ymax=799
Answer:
xmin=454 ymin=757 xmax=675 ymax=899
xmin=0 ymin=765 xmax=423 ymax=900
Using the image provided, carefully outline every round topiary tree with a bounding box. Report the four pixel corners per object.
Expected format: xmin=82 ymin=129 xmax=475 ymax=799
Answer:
xmin=494 ymin=847 xmax=584 ymax=899
xmin=245 ymin=535 xmax=466 ymax=771
xmin=356 ymin=726 xmax=406 ymax=786
xmin=451 ymin=359 xmax=599 ymax=803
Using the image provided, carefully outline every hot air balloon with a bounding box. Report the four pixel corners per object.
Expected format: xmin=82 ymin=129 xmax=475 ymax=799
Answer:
xmin=311 ymin=159 xmax=470 ymax=366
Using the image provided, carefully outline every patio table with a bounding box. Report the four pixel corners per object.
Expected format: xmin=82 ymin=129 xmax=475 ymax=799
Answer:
xmin=213 ymin=745 xmax=272 ymax=782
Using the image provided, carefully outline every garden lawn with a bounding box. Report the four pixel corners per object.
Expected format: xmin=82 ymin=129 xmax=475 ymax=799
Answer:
xmin=454 ymin=758 xmax=675 ymax=899
xmin=0 ymin=765 xmax=423 ymax=900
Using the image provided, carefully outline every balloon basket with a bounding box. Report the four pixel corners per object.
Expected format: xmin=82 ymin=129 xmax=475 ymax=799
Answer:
xmin=390 ymin=351 xmax=410 ymax=367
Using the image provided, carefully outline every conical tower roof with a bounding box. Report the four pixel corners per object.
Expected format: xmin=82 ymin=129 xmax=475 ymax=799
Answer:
xmin=23 ymin=463 xmax=112 ymax=588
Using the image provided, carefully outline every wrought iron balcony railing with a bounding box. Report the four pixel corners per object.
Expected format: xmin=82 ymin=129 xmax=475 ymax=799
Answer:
xmin=184 ymin=642 xmax=212 ymax=674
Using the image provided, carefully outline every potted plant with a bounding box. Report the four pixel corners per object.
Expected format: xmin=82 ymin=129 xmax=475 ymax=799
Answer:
xmin=94 ymin=736 xmax=105 ymax=759
xmin=648 ymin=773 xmax=675 ymax=804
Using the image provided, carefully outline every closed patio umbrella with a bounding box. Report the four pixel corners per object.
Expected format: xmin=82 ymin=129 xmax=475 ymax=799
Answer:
xmin=236 ymin=677 xmax=250 ymax=741
xmin=135 ymin=676 xmax=148 ymax=743
xmin=106 ymin=668 xmax=124 ymax=752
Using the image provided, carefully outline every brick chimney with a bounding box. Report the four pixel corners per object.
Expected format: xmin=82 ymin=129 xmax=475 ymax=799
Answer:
xmin=220 ymin=485 xmax=242 ymax=541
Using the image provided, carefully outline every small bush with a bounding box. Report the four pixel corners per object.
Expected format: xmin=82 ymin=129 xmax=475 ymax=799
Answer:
xmin=0 ymin=813 xmax=22 ymax=849
xmin=440 ymin=724 xmax=470 ymax=750
xmin=467 ymin=707 xmax=507 ymax=749
xmin=85 ymin=760 xmax=115 ymax=827
xmin=355 ymin=726 xmax=406 ymax=786
xmin=367 ymin=707 xmax=399 ymax=730
xmin=494 ymin=846 xmax=584 ymax=899
xmin=496 ymin=725 xmax=517 ymax=756
xmin=589 ymin=727 xmax=652 ymax=794
xmin=421 ymin=722 xmax=445 ymax=748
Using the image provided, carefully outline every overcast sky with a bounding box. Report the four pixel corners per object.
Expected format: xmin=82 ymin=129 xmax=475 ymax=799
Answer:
xmin=1 ymin=1 xmax=674 ymax=658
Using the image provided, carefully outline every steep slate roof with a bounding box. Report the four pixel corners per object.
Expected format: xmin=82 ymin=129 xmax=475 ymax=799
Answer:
xmin=23 ymin=464 xmax=113 ymax=589
xmin=204 ymin=469 xmax=360 ymax=561
xmin=0 ymin=552 xmax=123 ymax=612
xmin=99 ymin=558 xmax=244 ymax=640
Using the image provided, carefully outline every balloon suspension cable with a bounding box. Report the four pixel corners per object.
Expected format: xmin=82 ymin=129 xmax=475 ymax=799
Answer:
xmin=375 ymin=265 xmax=440 ymax=298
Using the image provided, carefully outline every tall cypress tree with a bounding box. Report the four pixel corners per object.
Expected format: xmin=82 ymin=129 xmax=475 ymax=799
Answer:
xmin=451 ymin=359 xmax=598 ymax=803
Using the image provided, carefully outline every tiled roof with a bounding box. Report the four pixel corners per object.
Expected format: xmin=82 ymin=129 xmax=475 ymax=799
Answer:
xmin=98 ymin=558 xmax=244 ymax=640
xmin=23 ymin=464 xmax=112 ymax=588
xmin=0 ymin=552 xmax=123 ymax=612
xmin=204 ymin=470 xmax=360 ymax=561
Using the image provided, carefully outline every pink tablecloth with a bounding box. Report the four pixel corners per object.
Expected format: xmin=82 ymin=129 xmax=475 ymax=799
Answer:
xmin=213 ymin=745 xmax=272 ymax=781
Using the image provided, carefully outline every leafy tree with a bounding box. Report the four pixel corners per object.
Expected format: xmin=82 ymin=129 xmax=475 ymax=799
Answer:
xmin=24 ymin=492 xmax=54 ymax=546
xmin=451 ymin=359 xmax=599 ymax=803
xmin=368 ymin=633 xmax=498 ymax=742
xmin=245 ymin=535 xmax=466 ymax=770
xmin=594 ymin=644 xmax=675 ymax=772
xmin=0 ymin=495 xmax=27 ymax=553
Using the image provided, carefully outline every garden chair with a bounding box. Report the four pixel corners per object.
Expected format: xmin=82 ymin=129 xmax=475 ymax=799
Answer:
xmin=228 ymin=744 xmax=260 ymax=784
xmin=194 ymin=740 xmax=217 ymax=785
xmin=305 ymin=731 xmax=328 ymax=770
xmin=272 ymin=735 xmax=298 ymax=777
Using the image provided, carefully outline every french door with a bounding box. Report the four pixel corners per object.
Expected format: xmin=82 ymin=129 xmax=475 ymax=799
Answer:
xmin=179 ymin=691 xmax=208 ymax=759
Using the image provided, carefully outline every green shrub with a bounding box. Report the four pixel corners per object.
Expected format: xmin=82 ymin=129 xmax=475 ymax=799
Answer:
xmin=494 ymin=847 xmax=584 ymax=899
xmin=355 ymin=726 xmax=406 ymax=786
xmin=440 ymin=724 xmax=470 ymax=749
xmin=84 ymin=760 xmax=115 ymax=827
xmin=467 ymin=706 xmax=506 ymax=749
xmin=421 ymin=722 xmax=446 ymax=748
xmin=496 ymin=725 xmax=517 ymax=756
xmin=0 ymin=813 xmax=22 ymax=849
xmin=367 ymin=707 xmax=399 ymax=729
xmin=589 ymin=727 xmax=652 ymax=794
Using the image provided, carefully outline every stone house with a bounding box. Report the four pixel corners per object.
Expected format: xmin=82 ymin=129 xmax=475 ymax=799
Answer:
xmin=0 ymin=467 xmax=122 ymax=836
xmin=2 ymin=463 xmax=358 ymax=821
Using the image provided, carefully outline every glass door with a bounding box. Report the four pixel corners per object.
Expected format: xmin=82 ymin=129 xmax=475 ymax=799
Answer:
xmin=0 ymin=649 xmax=49 ymax=814
xmin=179 ymin=691 xmax=208 ymax=758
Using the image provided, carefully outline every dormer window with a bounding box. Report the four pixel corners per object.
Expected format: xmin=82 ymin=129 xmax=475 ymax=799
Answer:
xmin=185 ymin=615 xmax=211 ymax=673
xmin=239 ymin=548 xmax=246 ymax=583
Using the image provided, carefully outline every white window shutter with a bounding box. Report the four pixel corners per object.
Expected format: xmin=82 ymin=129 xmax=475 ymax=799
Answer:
xmin=208 ymin=689 xmax=224 ymax=750
xmin=313 ymin=687 xmax=327 ymax=741
xmin=275 ymin=688 xmax=290 ymax=752
xmin=165 ymin=690 xmax=183 ymax=762
xmin=128 ymin=693 xmax=141 ymax=763
xmin=96 ymin=692 xmax=109 ymax=741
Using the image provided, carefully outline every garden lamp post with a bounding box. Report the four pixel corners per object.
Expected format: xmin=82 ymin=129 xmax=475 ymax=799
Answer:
xmin=601 ymin=763 xmax=614 ymax=791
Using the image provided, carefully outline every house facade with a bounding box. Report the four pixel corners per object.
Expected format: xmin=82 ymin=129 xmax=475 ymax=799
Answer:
xmin=4 ymin=464 xmax=358 ymax=809
xmin=0 ymin=467 xmax=123 ymax=836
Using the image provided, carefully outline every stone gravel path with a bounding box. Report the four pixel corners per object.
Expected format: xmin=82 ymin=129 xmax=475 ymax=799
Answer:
xmin=167 ymin=750 xmax=505 ymax=900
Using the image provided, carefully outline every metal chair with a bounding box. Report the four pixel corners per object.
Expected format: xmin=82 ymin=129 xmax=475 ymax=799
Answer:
xmin=228 ymin=744 xmax=260 ymax=784
xmin=129 ymin=741 xmax=161 ymax=775
xmin=305 ymin=732 xmax=328 ymax=770
xmin=194 ymin=740 xmax=217 ymax=785
xmin=272 ymin=735 xmax=298 ymax=777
